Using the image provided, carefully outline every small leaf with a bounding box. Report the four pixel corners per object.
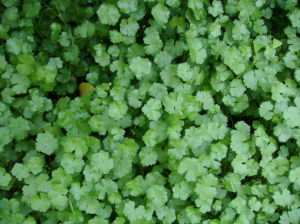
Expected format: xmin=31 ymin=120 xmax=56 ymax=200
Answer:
xmin=79 ymin=82 xmax=95 ymax=96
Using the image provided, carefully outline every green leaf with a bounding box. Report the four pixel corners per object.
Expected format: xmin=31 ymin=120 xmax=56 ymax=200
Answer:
xmin=97 ymin=3 xmax=120 ymax=26
xmin=151 ymin=4 xmax=170 ymax=24
xmin=0 ymin=168 xmax=12 ymax=187
xmin=36 ymin=132 xmax=58 ymax=155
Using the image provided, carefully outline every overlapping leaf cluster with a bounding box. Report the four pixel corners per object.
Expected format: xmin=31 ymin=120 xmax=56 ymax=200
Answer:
xmin=0 ymin=0 xmax=300 ymax=223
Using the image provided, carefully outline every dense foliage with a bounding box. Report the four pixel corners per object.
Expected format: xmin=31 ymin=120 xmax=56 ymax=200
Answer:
xmin=0 ymin=0 xmax=300 ymax=223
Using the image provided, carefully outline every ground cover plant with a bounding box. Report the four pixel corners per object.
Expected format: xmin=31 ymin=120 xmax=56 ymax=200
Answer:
xmin=0 ymin=0 xmax=300 ymax=223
